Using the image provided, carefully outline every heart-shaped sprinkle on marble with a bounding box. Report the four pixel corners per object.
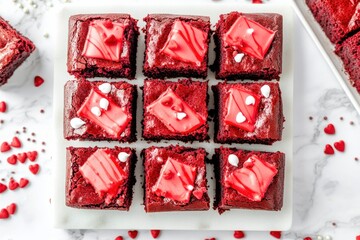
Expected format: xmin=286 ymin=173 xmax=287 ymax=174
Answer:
xmin=27 ymin=151 xmax=38 ymax=162
xmin=324 ymin=144 xmax=335 ymax=155
xmin=228 ymin=154 xmax=239 ymax=167
xmin=1 ymin=142 xmax=11 ymax=152
xmin=150 ymin=230 xmax=161 ymax=239
xmin=115 ymin=236 xmax=123 ymax=240
xmin=34 ymin=76 xmax=44 ymax=87
xmin=98 ymin=83 xmax=111 ymax=94
xmin=91 ymin=106 xmax=101 ymax=117
xmin=19 ymin=178 xmax=29 ymax=188
xmin=0 ymin=183 xmax=7 ymax=194
xmin=233 ymin=230 xmax=245 ymax=239
xmin=303 ymin=237 xmax=312 ymax=240
xmin=236 ymin=112 xmax=246 ymax=123
xmin=7 ymin=155 xmax=17 ymax=165
xmin=176 ymin=112 xmax=187 ymax=120
xmin=245 ymin=95 xmax=255 ymax=105
xmin=10 ymin=136 xmax=21 ymax=148
xmin=270 ymin=231 xmax=282 ymax=239
xmin=0 ymin=101 xmax=7 ymax=113
xmin=334 ymin=140 xmax=345 ymax=152
xmin=324 ymin=124 xmax=335 ymax=135
xmin=192 ymin=188 xmax=205 ymax=200
xmin=261 ymin=85 xmax=271 ymax=98
xmin=234 ymin=53 xmax=245 ymax=63
xmin=17 ymin=153 xmax=27 ymax=164
xmin=128 ymin=230 xmax=138 ymax=239
xmin=99 ymin=98 xmax=109 ymax=110
xmin=29 ymin=164 xmax=40 ymax=175
xmin=0 ymin=208 xmax=9 ymax=219
xmin=6 ymin=203 xmax=16 ymax=215
xmin=8 ymin=178 xmax=19 ymax=191
xmin=118 ymin=152 xmax=130 ymax=162
xmin=70 ymin=117 xmax=86 ymax=129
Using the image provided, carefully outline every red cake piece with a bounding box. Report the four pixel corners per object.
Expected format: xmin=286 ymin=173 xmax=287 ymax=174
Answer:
xmin=142 ymin=79 xmax=208 ymax=142
xmin=213 ymin=147 xmax=285 ymax=213
xmin=67 ymin=14 xmax=139 ymax=79
xmin=212 ymin=81 xmax=284 ymax=144
xmin=306 ymin=0 xmax=360 ymax=43
xmin=64 ymin=79 xmax=137 ymax=142
xmin=143 ymin=145 xmax=210 ymax=212
xmin=0 ymin=17 xmax=35 ymax=86
xmin=213 ymin=12 xmax=283 ymax=80
xmin=66 ymin=147 xmax=137 ymax=210
xmin=143 ymin=14 xmax=211 ymax=79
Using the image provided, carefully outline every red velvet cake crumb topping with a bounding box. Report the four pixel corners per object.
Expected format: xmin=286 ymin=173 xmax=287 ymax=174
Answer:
xmin=147 ymin=87 xmax=206 ymax=134
xmin=223 ymin=16 xmax=275 ymax=59
xmin=225 ymin=155 xmax=277 ymax=201
xmin=153 ymin=157 xmax=197 ymax=203
xmin=82 ymin=20 xmax=125 ymax=62
xmin=80 ymin=149 xmax=127 ymax=204
xmin=161 ymin=20 xmax=207 ymax=66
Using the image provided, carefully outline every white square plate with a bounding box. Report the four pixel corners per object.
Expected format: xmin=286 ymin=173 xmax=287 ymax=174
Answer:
xmin=53 ymin=1 xmax=293 ymax=230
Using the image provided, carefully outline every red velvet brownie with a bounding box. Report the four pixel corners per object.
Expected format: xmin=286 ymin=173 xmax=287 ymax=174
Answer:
xmin=142 ymin=79 xmax=208 ymax=142
xmin=64 ymin=79 xmax=137 ymax=142
xmin=0 ymin=17 xmax=35 ymax=86
xmin=67 ymin=14 xmax=139 ymax=79
xmin=306 ymin=0 xmax=360 ymax=44
xmin=143 ymin=145 xmax=210 ymax=212
xmin=212 ymin=81 xmax=283 ymax=144
xmin=66 ymin=146 xmax=136 ymax=210
xmin=213 ymin=12 xmax=283 ymax=80
xmin=213 ymin=147 xmax=285 ymax=213
xmin=335 ymin=31 xmax=360 ymax=94
xmin=143 ymin=14 xmax=211 ymax=79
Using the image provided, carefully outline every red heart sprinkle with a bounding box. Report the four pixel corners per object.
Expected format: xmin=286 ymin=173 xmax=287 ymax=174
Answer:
xmin=356 ymin=236 xmax=360 ymax=240
xmin=10 ymin=136 xmax=21 ymax=148
xmin=8 ymin=178 xmax=19 ymax=190
xmin=19 ymin=178 xmax=29 ymax=188
xmin=205 ymin=238 xmax=216 ymax=240
xmin=252 ymin=0 xmax=263 ymax=3
xmin=324 ymin=144 xmax=335 ymax=155
xmin=234 ymin=230 xmax=245 ymax=239
xmin=27 ymin=151 xmax=38 ymax=162
xmin=324 ymin=124 xmax=335 ymax=134
xmin=17 ymin=153 xmax=27 ymax=163
xmin=334 ymin=140 xmax=345 ymax=152
xmin=270 ymin=231 xmax=282 ymax=239
xmin=6 ymin=203 xmax=16 ymax=215
xmin=34 ymin=76 xmax=44 ymax=87
xmin=7 ymin=155 xmax=17 ymax=165
xmin=0 ymin=183 xmax=7 ymax=193
xmin=0 ymin=208 xmax=9 ymax=219
xmin=0 ymin=101 xmax=6 ymax=113
xmin=192 ymin=188 xmax=205 ymax=200
xmin=128 ymin=230 xmax=138 ymax=239
xmin=114 ymin=236 xmax=123 ymax=240
xmin=1 ymin=142 xmax=11 ymax=152
xmin=150 ymin=230 xmax=160 ymax=238
xmin=29 ymin=164 xmax=40 ymax=175
xmin=304 ymin=237 xmax=312 ymax=240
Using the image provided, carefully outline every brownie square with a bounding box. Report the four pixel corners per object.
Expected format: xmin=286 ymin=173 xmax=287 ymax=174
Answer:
xmin=67 ymin=14 xmax=139 ymax=79
xmin=212 ymin=81 xmax=284 ymax=144
xmin=0 ymin=17 xmax=35 ymax=86
xmin=213 ymin=12 xmax=283 ymax=80
xmin=143 ymin=14 xmax=211 ymax=79
xmin=213 ymin=147 xmax=285 ymax=213
xmin=335 ymin=31 xmax=360 ymax=94
xmin=306 ymin=0 xmax=360 ymax=44
xmin=142 ymin=79 xmax=209 ymax=142
xmin=64 ymin=79 xmax=137 ymax=142
xmin=66 ymin=146 xmax=137 ymax=210
xmin=143 ymin=145 xmax=210 ymax=212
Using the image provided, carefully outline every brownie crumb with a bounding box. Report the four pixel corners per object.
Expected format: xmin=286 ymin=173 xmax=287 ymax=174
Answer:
xmin=340 ymin=117 xmax=344 ymax=120
xmin=27 ymin=138 xmax=30 ymax=142
xmin=323 ymin=116 xmax=328 ymax=120
xmin=42 ymin=141 xmax=46 ymax=145
xmin=309 ymin=116 xmax=313 ymax=120
xmin=41 ymin=149 xmax=45 ymax=153
xmin=31 ymin=132 xmax=35 ymax=136
xmin=355 ymin=157 xmax=359 ymax=161
xmin=350 ymin=121 xmax=354 ymax=125
xmin=40 ymin=109 xmax=45 ymax=114
xmin=11 ymin=171 xmax=15 ymax=174
xmin=32 ymin=139 xmax=36 ymax=143
xmin=332 ymin=222 xmax=337 ymax=226
xmin=0 ymin=119 xmax=4 ymax=124
xmin=15 ymin=131 xmax=20 ymax=134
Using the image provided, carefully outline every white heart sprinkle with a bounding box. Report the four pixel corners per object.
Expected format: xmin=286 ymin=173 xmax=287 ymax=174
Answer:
xmin=186 ymin=185 xmax=194 ymax=191
xmin=261 ymin=85 xmax=271 ymax=98
xmin=99 ymin=98 xmax=109 ymax=110
xmin=245 ymin=95 xmax=255 ymax=105
xmin=91 ymin=106 xmax=101 ymax=117
xmin=228 ymin=154 xmax=239 ymax=167
xmin=70 ymin=117 xmax=85 ymax=129
xmin=234 ymin=53 xmax=244 ymax=63
xmin=247 ymin=28 xmax=254 ymax=34
xmin=98 ymin=83 xmax=111 ymax=94
xmin=236 ymin=112 xmax=246 ymax=123
xmin=176 ymin=112 xmax=187 ymax=120
xmin=118 ymin=152 xmax=130 ymax=162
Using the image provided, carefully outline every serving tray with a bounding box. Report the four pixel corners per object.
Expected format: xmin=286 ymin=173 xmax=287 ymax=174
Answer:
xmin=52 ymin=1 xmax=294 ymax=230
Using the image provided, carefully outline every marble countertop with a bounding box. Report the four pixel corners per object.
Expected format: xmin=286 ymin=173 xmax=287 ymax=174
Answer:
xmin=1 ymin=0 xmax=360 ymax=239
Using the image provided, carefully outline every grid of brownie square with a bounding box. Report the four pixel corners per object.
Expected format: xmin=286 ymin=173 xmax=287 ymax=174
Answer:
xmin=143 ymin=14 xmax=211 ymax=79
xmin=0 ymin=17 xmax=35 ymax=86
xmin=213 ymin=147 xmax=285 ymax=213
xmin=67 ymin=14 xmax=139 ymax=79
xmin=142 ymin=145 xmax=210 ymax=212
xmin=66 ymin=146 xmax=137 ymax=210
xmin=64 ymin=79 xmax=137 ymax=142
xmin=213 ymin=12 xmax=283 ymax=80
xmin=142 ymin=79 xmax=209 ymax=142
